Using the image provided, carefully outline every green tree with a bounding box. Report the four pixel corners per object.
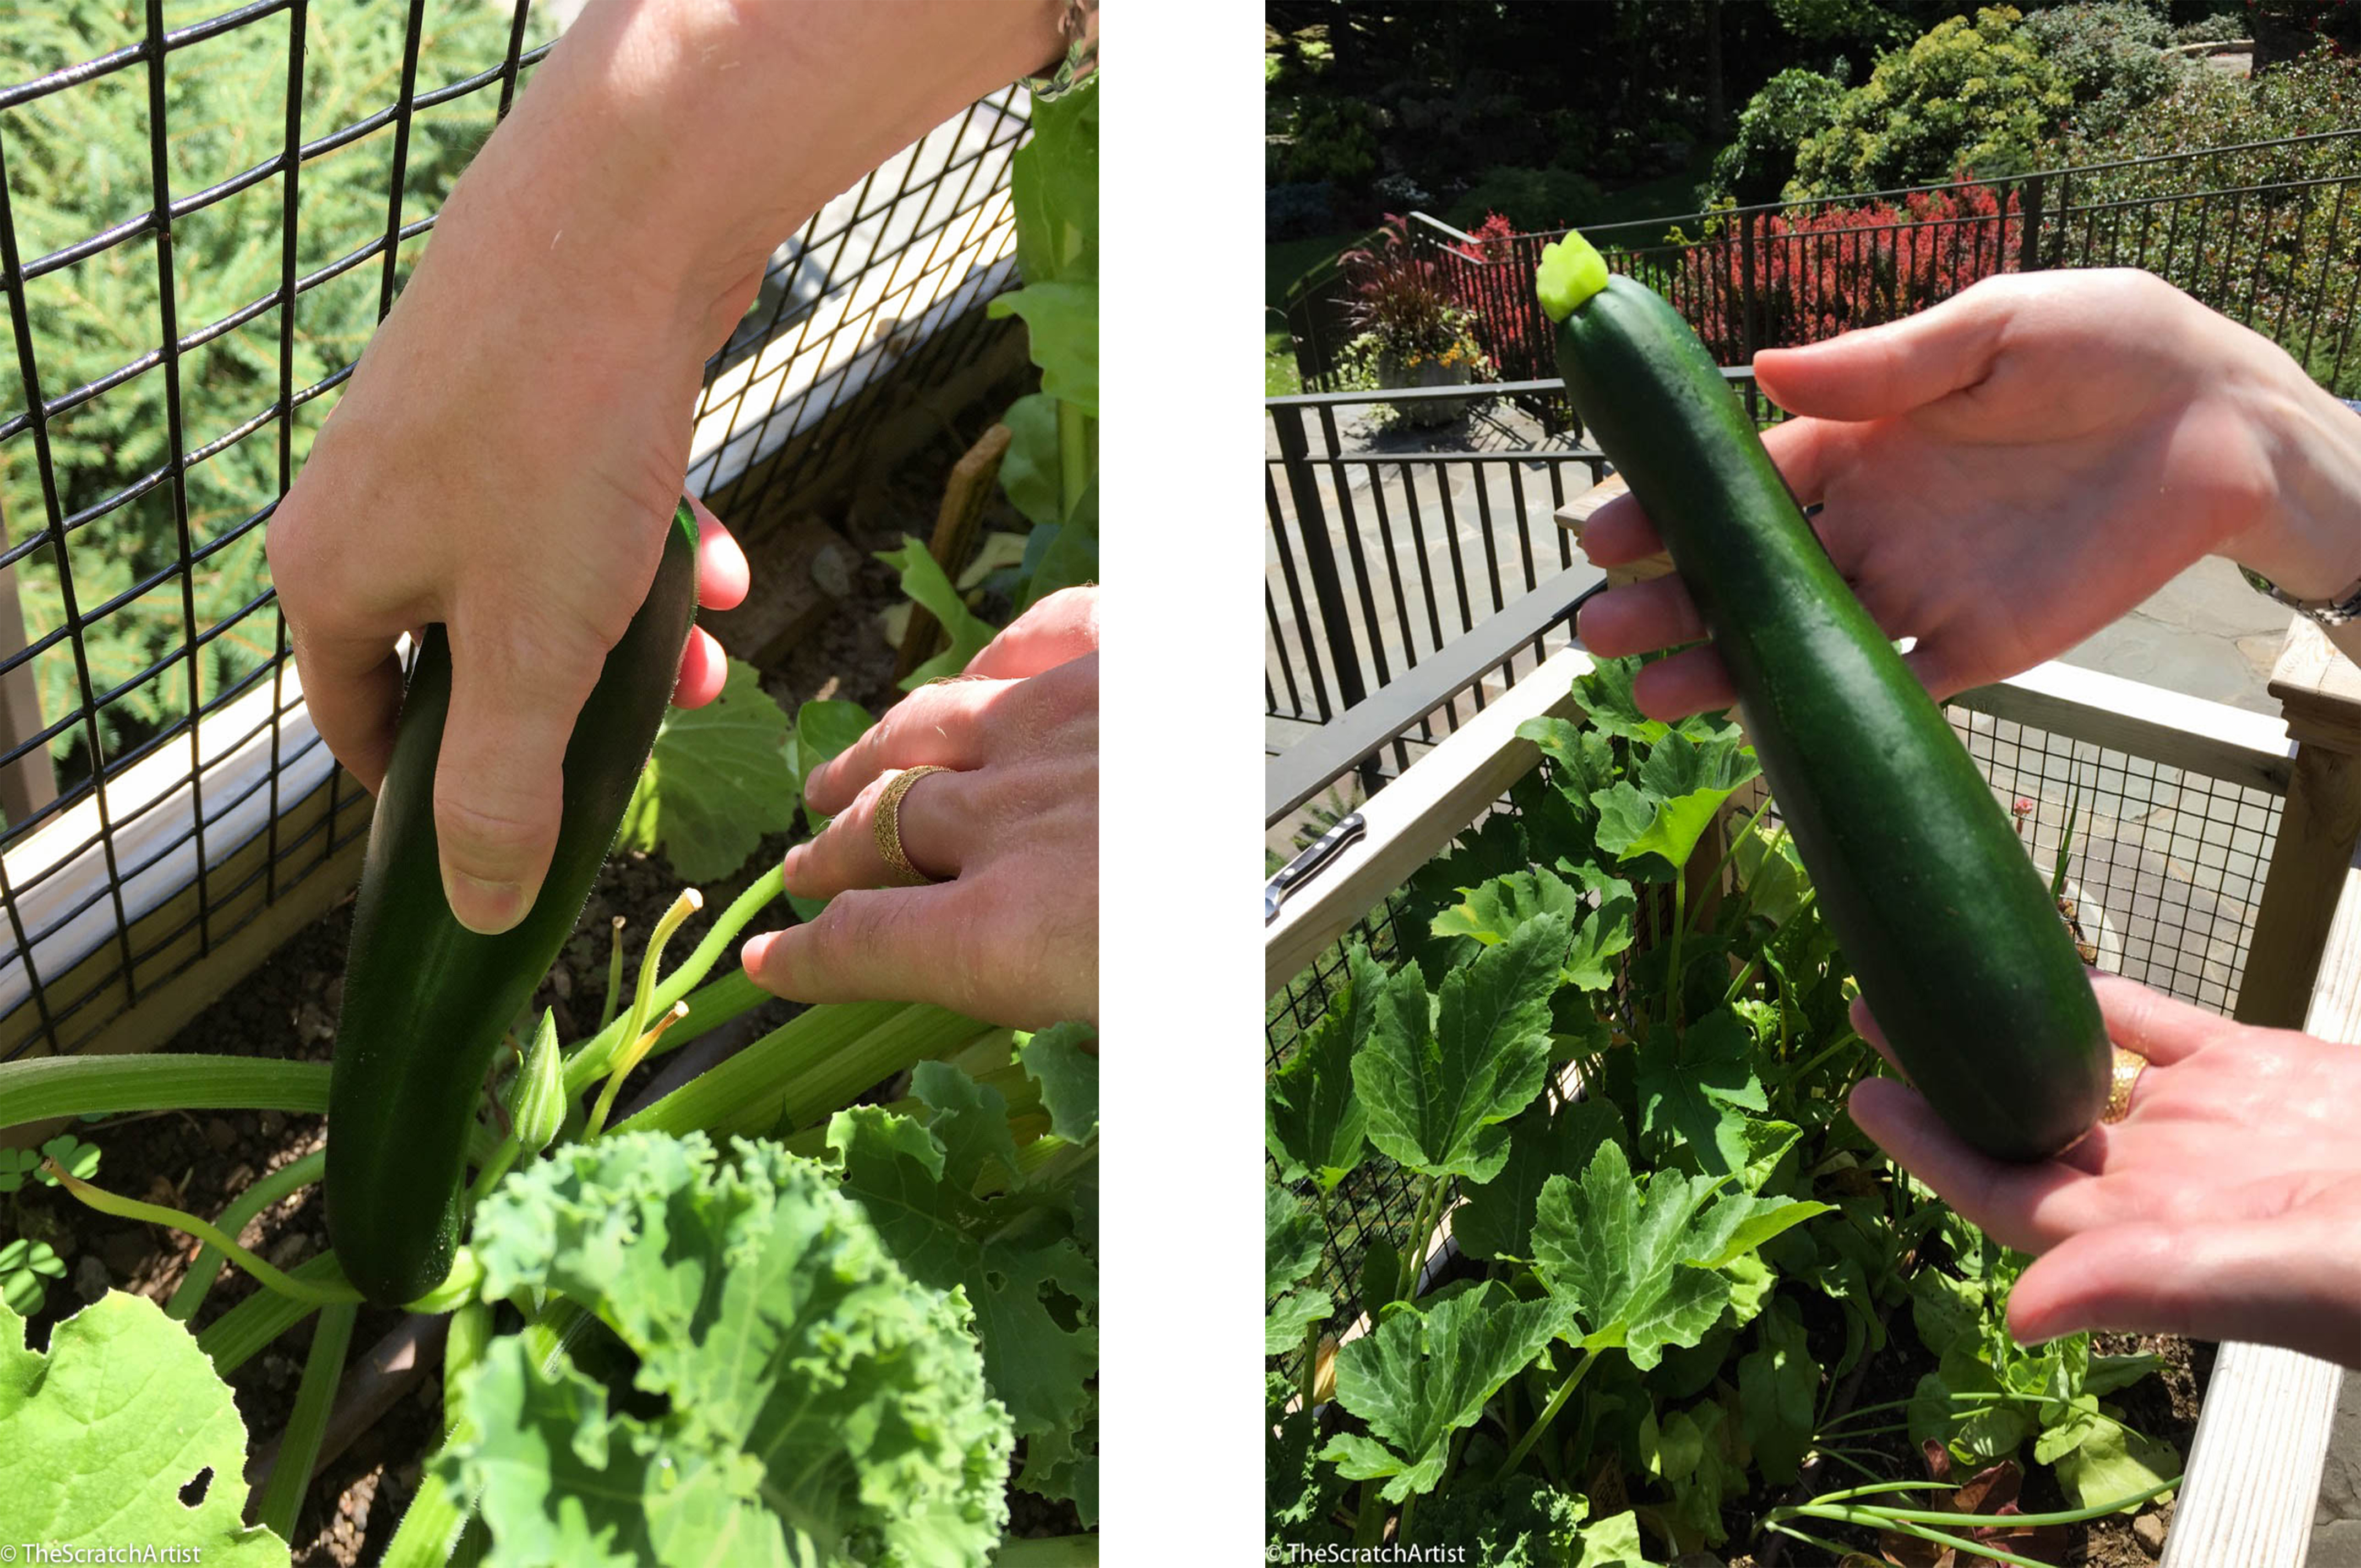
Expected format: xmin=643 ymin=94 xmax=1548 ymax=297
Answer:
xmin=1789 ymin=8 xmax=2072 ymax=198
xmin=0 ymin=1 xmax=552 ymax=777
xmin=1710 ymin=66 xmax=1849 ymax=205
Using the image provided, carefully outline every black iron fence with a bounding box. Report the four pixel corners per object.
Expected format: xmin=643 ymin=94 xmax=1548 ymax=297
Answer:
xmin=0 ymin=4 xmax=1029 ymax=1063
xmin=1264 ymin=370 xmax=1783 ymax=769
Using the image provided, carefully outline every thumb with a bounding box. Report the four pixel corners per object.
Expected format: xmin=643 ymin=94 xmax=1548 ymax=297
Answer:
xmin=431 ymin=620 xmax=605 ymax=935
xmin=1753 ymin=281 xmax=2009 ymax=423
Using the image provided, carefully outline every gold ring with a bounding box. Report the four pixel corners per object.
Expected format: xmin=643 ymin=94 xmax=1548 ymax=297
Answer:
xmin=875 ymin=765 xmax=952 ymax=886
xmin=2101 ymin=1044 xmax=2147 ymax=1124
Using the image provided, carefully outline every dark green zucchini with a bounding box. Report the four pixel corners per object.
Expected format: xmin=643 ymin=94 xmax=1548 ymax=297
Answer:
xmin=326 ymin=499 xmax=700 ymax=1304
xmin=1539 ymin=234 xmax=2108 ymax=1161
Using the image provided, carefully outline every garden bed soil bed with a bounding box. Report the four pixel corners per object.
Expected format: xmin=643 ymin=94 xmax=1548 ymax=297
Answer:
xmin=9 ymin=399 xmax=1056 ymax=1564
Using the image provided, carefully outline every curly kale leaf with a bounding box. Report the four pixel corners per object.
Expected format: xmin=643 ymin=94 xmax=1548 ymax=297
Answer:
xmin=453 ymin=1131 xmax=1011 ymax=1568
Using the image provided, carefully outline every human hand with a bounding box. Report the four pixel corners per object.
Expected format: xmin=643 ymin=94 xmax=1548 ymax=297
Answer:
xmin=1849 ymin=973 xmax=2361 ymax=1367
xmin=1578 ymin=268 xmax=2361 ymax=718
xmin=265 ymin=216 xmax=749 ymax=936
xmin=741 ymin=587 xmax=1099 ymax=1030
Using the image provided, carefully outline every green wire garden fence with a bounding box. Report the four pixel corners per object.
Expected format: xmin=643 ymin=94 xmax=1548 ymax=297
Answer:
xmin=0 ymin=1 xmax=1031 ymax=1065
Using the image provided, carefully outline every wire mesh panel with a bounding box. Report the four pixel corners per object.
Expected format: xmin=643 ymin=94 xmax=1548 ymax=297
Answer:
xmin=1949 ymin=706 xmax=2283 ymax=1015
xmin=0 ymin=2 xmax=1027 ymax=1063
xmin=1266 ymin=897 xmax=1417 ymax=1370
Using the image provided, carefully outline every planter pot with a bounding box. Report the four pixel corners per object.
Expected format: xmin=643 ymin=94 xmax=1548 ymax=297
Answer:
xmin=1376 ymin=351 xmax=1475 ymax=426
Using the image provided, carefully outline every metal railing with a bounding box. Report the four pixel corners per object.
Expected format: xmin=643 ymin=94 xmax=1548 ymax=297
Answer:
xmin=1264 ymin=370 xmax=1785 ymax=767
xmin=0 ymin=4 xmax=1029 ymax=1063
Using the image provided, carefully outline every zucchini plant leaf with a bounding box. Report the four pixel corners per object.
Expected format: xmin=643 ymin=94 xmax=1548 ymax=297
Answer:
xmin=1267 ymin=944 xmax=1375 ymax=1194
xmin=1593 ymin=732 xmax=1761 ymax=875
xmin=618 ymin=656 xmax=796 ymax=883
xmin=1737 ymin=1298 xmax=1820 ymax=1484
xmin=1636 ymin=1008 xmax=1770 ymax=1177
xmin=1010 ymin=79 xmax=1097 ymax=288
xmin=1267 ymin=1178 xmax=1325 ymax=1302
xmin=1571 ymin=658 xmax=1672 ymax=747
xmin=830 ymin=1063 xmax=1097 ymax=1451
xmin=1270 ymin=1370 xmax=1349 ymax=1536
xmin=2044 ymin=1407 xmax=2180 ymax=1510
xmin=455 ymin=1131 xmax=1012 ymax=1568
xmin=1353 ymin=913 xmax=1570 ymax=1183
xmin=1639 ymin=1399 xmax=1745 ymax=1549
xmin=998 ymin=391 xmax=1064 ymax=529
xmin=1018 ymin=1020 xmax=1098 ymax=1145
xmin=1322 ymin=1281 xmax=1569 ymax=1502
xmin=879 ymin=537 xmax=999 ymax=689
xmin=1015 ymin=473 xmax=1100 ymax=612
xmin=0 ymin=1291 xmax=286 ymax=1561
xmin=987 ymin=281 xmax=1099 ymax=415
xmin=1267 ymin=1288 xmax=1335 ymax=1357
xmin=1452 ymin=1096 xmax=1625 ymax=1262
xmin=785 ymin=698 xmax=875 ymax=834
xmin=1430 ymin=865 xmax=1636 ymax=994
xmin=1531 ymin=1140 xmax=1827 ymax=1370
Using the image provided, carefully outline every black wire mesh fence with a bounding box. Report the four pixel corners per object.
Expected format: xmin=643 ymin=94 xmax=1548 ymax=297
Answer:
xmin=0 ymin=2 xmax=1030 ymax=1063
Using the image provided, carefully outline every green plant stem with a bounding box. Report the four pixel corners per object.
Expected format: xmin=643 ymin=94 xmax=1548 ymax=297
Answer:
xmin=598 ymin=914 xmax=627 ymax=1031
xmin=1723 ymin=886 xmax=1818 ymax=1007
xmin=1668 ymin=872 xmax=1689 ymax=1028
xmin=1494 ymin=1347 xmax=1597 ymax=1481
xmin=382 ymin=1458 xmax=469 ymax=1568
xmin=46 ymin=1159 xmax=360 ymax=1306
xmin=196 ymin=1254 xmax=346 ymax=1373
xmin=0 ymin=1053 xmax=329 ymax=1126
xmin=585 ymin=1000 xmax=689 ymax=1140
xmin=465 ymin=1141 xmax=520 ymax=1208
xmin=564 ymin=867 xmax=781 ymax=1092
xmin=618 ymin=999 xmax=992 ymax=1140
xmin=1842 ymin=1516 xmax=2058 ymax=1568
xmin=445 ymin=1300 xmax=492 ymax=1424
xmin=1784 ymin=1474 xmax=2178 ymax=1527
xmin=167 ymin=1148 xmax=325 ymax=1322
xmin=1352 ymin=1480 xmax=1388 ymax=1550
xmin=1783 ymin=1026 xmax=1865 ymax=1090
xmin=1694 ymin=791 xmax=1780 ymax=930
xmin=1057 ymin=400 xmax=1089 ymax=519
xmin=257 ymin=1299 xmax=357 ymax=1539
xmin=1764 ymin=1521 xmax=1867 ymax=1559
xmin=1299 ymin=1186 xmax=1331 ymax=1411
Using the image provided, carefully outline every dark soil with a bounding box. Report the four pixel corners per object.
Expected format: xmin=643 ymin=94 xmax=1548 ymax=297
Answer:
xmin=9 ymin=399 xmax=1064 ymax=1562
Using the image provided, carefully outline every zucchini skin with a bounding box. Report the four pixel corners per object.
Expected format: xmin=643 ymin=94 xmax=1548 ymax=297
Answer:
xmin=1555 ymin=276 xmax=2107 ymax=1161
xmin=326 ymin=500 xmax=700 ymax=1304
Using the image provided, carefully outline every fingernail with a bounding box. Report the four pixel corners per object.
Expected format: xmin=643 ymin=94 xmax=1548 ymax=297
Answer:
xmin=742 ymin=932 xmax=776 ymax=972
xmin=445 ymin=870 xmax=528 ymax=935
xmin=778 ymin=846 xmax=807 ymax=892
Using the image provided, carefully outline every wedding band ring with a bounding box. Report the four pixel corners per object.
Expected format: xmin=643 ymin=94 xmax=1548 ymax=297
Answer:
xmin=2101 ymin=1044 xmax=2147 ymax=1124
xmin=875 ymin=765 xmax=951 ymax=886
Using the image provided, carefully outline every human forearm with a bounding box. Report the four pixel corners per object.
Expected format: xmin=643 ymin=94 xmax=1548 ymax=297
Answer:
xmin=428 ymin=0 xmax=1064 ymax=351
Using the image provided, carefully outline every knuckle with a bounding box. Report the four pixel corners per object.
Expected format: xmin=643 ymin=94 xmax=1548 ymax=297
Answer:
xmin=433 ymin=788 xmax=553 ymax=873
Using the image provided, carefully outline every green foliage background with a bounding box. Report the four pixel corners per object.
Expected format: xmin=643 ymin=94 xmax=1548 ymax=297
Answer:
xmin=0 ymin=1 xmax=557 ymax=780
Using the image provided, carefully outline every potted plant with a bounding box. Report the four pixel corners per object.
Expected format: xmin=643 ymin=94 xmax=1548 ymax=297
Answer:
xmin=1337 ymin=214 xmax=1490 ymax=426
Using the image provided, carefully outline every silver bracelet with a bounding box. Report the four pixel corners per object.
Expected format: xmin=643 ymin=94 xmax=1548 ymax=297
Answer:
xmin=2239 ymin=563 xmax=2361 ymax=628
